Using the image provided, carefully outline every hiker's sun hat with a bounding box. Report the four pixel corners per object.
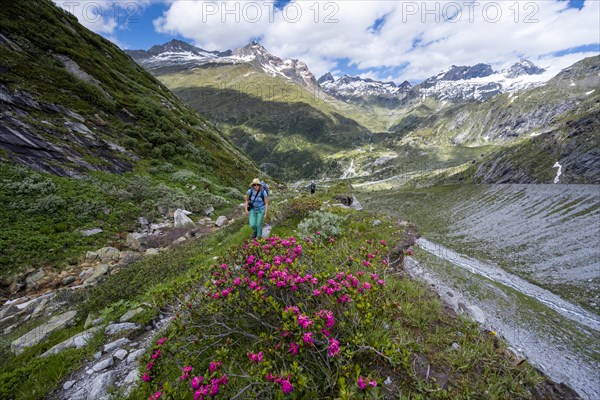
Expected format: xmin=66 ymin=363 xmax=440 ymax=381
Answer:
xmin=250 ymin=178 xmax=261 ymax=186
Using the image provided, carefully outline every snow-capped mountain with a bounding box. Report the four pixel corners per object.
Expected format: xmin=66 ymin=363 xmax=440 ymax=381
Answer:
xmin=416 ymin=60 xmax=550 ymax=101
xmin=232 ymin=42 xmax=320 ymax=93
xmin=127 ymin=40 xmax=320 ymax=93
xmin=318 ymin=73 xmax=414 ymax=106
xmin=126 ymin=39 xmax=232 ymax=67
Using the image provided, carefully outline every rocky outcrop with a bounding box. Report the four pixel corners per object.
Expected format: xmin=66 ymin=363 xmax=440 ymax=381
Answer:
xmin=11 ymin=310 xmax=78 ymax=354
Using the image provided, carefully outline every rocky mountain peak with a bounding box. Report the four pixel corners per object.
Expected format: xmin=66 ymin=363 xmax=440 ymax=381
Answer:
xmin=439 ymin=63 xmax=495 ymax=81
xmin=503 ymin=59 xmax=546 ymax=78
xmin=317 ymin=72 xmax=335 ymax=84
xmin=147 ymin=39 xmax=199 ymax=55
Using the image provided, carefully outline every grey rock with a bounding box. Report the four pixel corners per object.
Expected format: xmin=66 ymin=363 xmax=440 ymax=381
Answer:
xmin=113 ymin=349 xmax=128 ymax=360
xmin=9 ymin=280 xmax=24 ymax=294
xmin=63 ymin=380 xmax=76 ymax=390
xmin=11 ymin=310 xmax=77 ymax=354
xmin=96 ymin=247 xmax=120 ymax=263
xmin=105 ymin=322 xmax=139 ymax=335
xmin=138 ymin=217 xmax=149 ymax=227
xmin=126 ymin=348 xmax=145 ymax=364
xmin=468 ymin=305 xmax=486 ymax=324
xmin=81 ymin=228 xmax=103 ymax=237
xmin=123 ymin=369 xmax=140 ymax=384
xmin=174 ymin=209 xmax=195 ymax=228
xmin=117 ymin=251 xmax=142 ymax=266
xmin=215 ymin=216 xmax=228 ymax=227
xmin=144 ymin=248 xmax=160 ymax=256
xmin=384 ymin=376 xmax=393 ymax=386
xmin=85 ymin=251 xmax=99 ymax=261
xmin=0 ymin=304 xmax=20 ymax=319
xmin=350 ymin=195 xmax=363 ymax=211
xmin=126 ymin=232 xmax=149 ymax=251
xmin=94 ymin=351 xmax=102 ymax=360
xmin=83 ymin=264 xmax=109 ymax=285
xmin=41 ymin=326 xmax=102 ymax=357
xmin=25 ymin=269 xmax=46 ymax=287
xmin=451 ymin=342 xmax=460 ymax=350
xmin=103 ymin=337 xmax=131 ymax=353
xmin=373 ymin=220 xmax=382 ymax=227
xmin=72 ymin=387 xmax=87 ymax=400
xmin=119 ymin=307 xmax=145 ymax=323
xmin=92 ymin=356 xmax=114 ymax=372
xmin=172 ymin=236 xmax=187 ymax=245
xmin=204 ymin=205 xmax=214 ymax=216
xmin=31 ymin=297 xmax=50 ymax=319
xmin=84 ymin=314 xmax=105 ymax=329
xmin=62 ymin=276 xmax=76 ymax=285
xmin=86 ymin=371 xmax=116 ymax=400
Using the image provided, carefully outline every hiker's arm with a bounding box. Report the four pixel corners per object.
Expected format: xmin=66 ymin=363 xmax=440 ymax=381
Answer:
xmin=245 ymin=194 xmax=249 ymax=215
xmin=264 ymin=196 xmax=268 ymax=219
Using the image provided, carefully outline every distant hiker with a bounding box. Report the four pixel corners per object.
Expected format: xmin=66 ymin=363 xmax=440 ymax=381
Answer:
xmin=310 ymin=181 xmax=316 ymax=196
xmin=245 ymin=178 xmax=269 ymax=239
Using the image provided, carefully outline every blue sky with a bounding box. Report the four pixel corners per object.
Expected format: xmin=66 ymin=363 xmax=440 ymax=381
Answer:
xmin=54 ymin=0 xmax=599 ymax=82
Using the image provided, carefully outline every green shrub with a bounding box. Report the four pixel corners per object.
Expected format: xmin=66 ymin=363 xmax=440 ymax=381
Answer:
xmin=297 ymin=210 xmax=344 ymax=239
xmin=276 ymin=196 xmax=322 ymax=222
xmin=29 ymin=194 xmax=66 ymax=214
xmin=170 ymin=169 xmax=197 ymax=183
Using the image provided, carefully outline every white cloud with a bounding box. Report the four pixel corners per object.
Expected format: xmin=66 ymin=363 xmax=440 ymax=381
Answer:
xmin=135 ymin=0 xmax=600 ymax=82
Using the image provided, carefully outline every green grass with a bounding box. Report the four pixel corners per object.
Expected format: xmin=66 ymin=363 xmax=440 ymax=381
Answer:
xmin=1 ymin=195 xmax=553 ymax=399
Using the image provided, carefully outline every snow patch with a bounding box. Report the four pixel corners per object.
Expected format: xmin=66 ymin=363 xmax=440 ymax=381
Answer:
xmin=553 ymin=162 xmax=562 ymax=183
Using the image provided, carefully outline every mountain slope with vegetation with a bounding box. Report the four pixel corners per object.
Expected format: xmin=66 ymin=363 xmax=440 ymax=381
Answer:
xmin=130 ymin=39 xmax=599 ymax=185
xmin=0 ymin=0 xmax=259 ymax=276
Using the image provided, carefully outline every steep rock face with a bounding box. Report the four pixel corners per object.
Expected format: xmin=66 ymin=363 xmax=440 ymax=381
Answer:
xmin=0 ymin=1 xmax=254 ymax=182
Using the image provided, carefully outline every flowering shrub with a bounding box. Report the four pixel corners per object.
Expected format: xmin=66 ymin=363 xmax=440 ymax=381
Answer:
xmin=297 ymin=210 xmax=344 ymax=239
xmin=139 ymin=234 xmax=398 ymax=398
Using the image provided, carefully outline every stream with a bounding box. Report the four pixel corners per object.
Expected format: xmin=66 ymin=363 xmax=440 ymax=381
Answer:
xmin=362 ymin=184 xmax=600 ymax=399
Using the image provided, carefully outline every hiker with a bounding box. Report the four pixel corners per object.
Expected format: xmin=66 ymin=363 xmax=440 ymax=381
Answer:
xmin=309 ymin=181 xmax=316 ymax=196
xmin=245 ymin=178 xmax=268 ymax=239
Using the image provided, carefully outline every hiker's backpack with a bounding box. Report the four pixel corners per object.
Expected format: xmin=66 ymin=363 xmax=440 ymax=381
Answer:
xmin=261 ymin=181 xmax=269 ymax=196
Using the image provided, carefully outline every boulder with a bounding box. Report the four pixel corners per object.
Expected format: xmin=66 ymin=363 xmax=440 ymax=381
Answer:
xmin=11 ymin=310 xmax=77 ymax=354
xmin=9 ymin=280 xmax=24 ymax=294
xmin=126 ymin=232 xmax=149 ymax=251
xmin=25 ymin=269 xmax=46 ymax=287
xmin=86 ymin=371 xmax=116 ymax=400
xmin=204 ymin=206 xmax=215 ymax=216
xmin=41 ymin=326 xmax=102 ymax=357
xmin=174 ymin=209 xmax=195 ymax=228
xmin=119 ymin=307 xmax=145 ymax=323
xmin=105 ymin=322 xmax=140 ymax=335
xmin=104 ymin=337 xmax=131 ymax=353
xmin=172 ymin=236 xmax=187 ymax=245
xmin=81 ymin=228 xmax=103 ymax=237
xmin=96 ymin=247 xmax=120 ymax=263
xmin=83 ymin=264 xmax=109 ymax=285
xmin=126 ymin=348 xmax=145 ymax=364
xmin=123 ymin=369 xmax=139 ymax=384
xmin=92 ymin=356 xmax=114 ymax=372
xmin=215 ymin=216 xmax=228 ymax=227
xmin=113 ymin=349 xmax=128 ymax=360
xmin=62 ymin=276 xmax=76 ymax=285
xmin=85 ymin=251 xmax=99 ymax=261
xmin=144 ymin=248 xmax=160 ymax=256
xmin=138 ymin=217 xmax=149 ymax=228
xmin=118 ymin=251 xmax=142 ymax=266
xmin=350 ymin=195 xmax=363 ymax=211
